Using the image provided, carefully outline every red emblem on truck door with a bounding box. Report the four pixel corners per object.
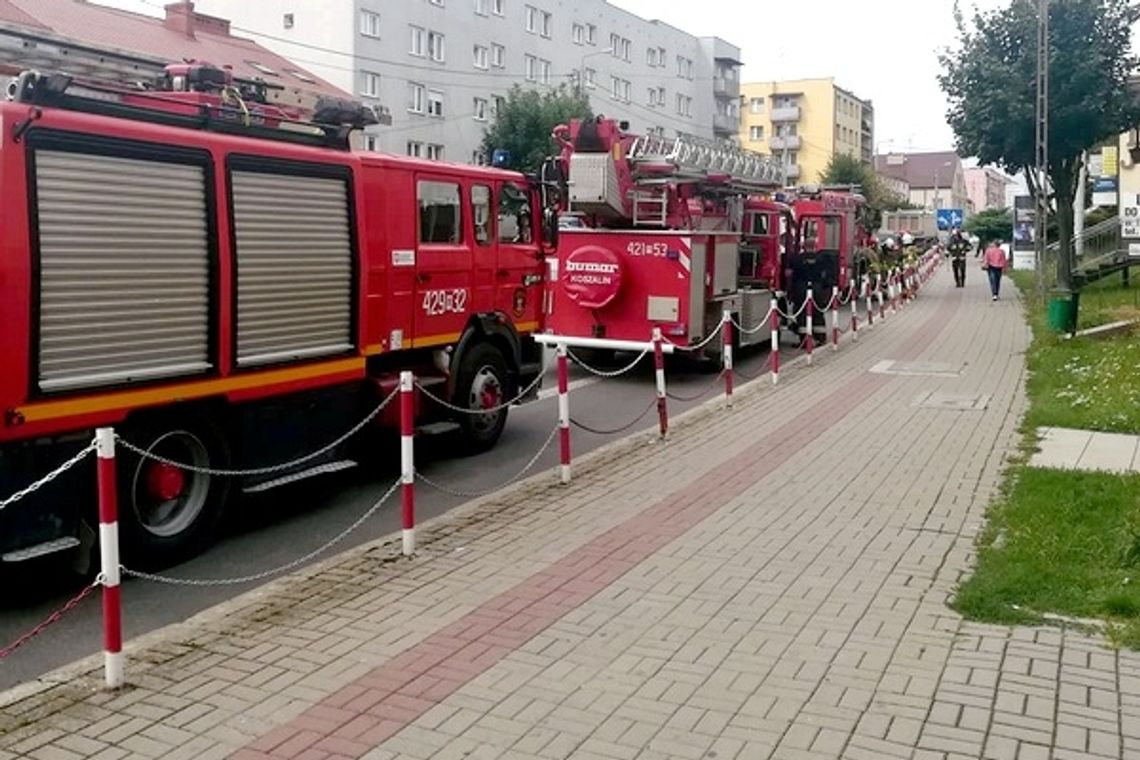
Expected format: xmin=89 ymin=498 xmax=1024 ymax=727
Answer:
xmin=561 ymin=245 xmax=623 ymax=309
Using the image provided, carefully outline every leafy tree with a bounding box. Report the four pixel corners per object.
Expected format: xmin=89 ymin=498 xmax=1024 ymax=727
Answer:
xmin=965 ymin=207 xmax=1013 ymax=244
xmin=819 ymin=152 xmax=898 ymax=230
xmin=938 ymin=0 xmax=1140 ymax=290
xmin=479 ymin=85 xmax=592 ymax=172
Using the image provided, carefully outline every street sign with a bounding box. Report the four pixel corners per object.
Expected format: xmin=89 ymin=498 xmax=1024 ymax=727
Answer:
xmin=1122 ymin=195 xmax=1140 ymax=238
xmin=936 ymin=208 xmax=964 ymax=231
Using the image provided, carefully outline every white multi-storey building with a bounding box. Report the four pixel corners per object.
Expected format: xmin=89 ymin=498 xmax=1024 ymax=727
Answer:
xmin=195 ymin=0 xmax=742 ymax=163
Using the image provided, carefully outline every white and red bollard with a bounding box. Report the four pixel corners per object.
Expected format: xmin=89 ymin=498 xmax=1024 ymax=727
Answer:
xmin=770 ymin=296 xmax=780 ymax=385
xmin=831 ymin=286 xmax=840 ymax=352
xmin=557 ymin=343 xmax=571 ymax=484
xmin=877 ymin=274 xmax=886 ymax=321
xmin=722 ymin=310 xmax=733 ymax=406
xmin=804 ymin=287 xmax=815 ymax=365
xmin=95 ymin=427 xmax=123 ymax=690
xmin=850 ymin=282 xmax=859 ymax=341
xmin=865 ymin=276 xmax=874 ymax=328
xmin=399 ymin=371 xmax=415 ymax=556
xmin=652 ymin=328 xmax=667 ymax=439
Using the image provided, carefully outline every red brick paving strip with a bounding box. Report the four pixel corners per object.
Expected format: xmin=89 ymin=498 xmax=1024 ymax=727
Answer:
xmin=232 ymin=288 xmax=962 ymax=759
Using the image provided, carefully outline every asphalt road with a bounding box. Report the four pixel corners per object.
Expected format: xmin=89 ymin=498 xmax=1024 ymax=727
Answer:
xmin=0 ymin=306 xmax=876 ymax=690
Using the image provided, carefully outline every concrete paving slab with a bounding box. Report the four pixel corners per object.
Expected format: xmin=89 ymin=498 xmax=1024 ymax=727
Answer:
xmin=1077 ymin=431 xmax=1140 ymax=474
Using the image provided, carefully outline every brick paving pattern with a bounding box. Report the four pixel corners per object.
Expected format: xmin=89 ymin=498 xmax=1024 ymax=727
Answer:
xmin=2 ymin=271 xmax=1137 ymax=760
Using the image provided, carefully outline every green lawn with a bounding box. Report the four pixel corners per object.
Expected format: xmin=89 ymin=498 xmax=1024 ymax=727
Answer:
xmin=953 ymin=269 xmax=1140 ymax=646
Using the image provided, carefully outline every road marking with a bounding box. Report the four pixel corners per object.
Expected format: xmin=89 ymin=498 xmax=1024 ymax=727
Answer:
xmin=535 ymin=375 xmax=600 ymax=401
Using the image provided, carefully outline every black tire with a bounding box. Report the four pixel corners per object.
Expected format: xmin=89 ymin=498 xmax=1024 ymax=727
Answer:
xmin=116 ymin=415 xmax=231 ymax=568
xmin=452 ymin=342 xmax=510 ymax=453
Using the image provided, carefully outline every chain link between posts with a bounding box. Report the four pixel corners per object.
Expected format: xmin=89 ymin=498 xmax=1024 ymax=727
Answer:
xmin=571 ymin=398 xmax=657 ymax=435
xmin=0 ymin=576 xmax=103 ymax=660
xmin=115 ymin=389 xmax=399 ymax=478
xmin=122 ymin=479 xmax=400 ymax=587
xmin=414 ymin=357 xmax=550 ymax=416
xmin=0 ymin=442 xmax=96 ymax=512
xmin=730 ymin=304 xmax=776 ymax=336
xmin=567 ymin=348 xmax=650 ymax=378
xmin=416 ymin=424 xmax=559 ymax=498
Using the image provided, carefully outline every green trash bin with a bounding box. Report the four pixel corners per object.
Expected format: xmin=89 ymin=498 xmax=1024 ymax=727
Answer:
xmin=1047 ymin=290 xmax=1080 ymax=333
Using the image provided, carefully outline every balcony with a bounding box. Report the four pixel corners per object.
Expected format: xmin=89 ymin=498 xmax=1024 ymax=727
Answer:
xmin=768 ymin=135 xmax=800 ymax=150
xmin=769 ymin=105 xmax=801 ymax=122
xmin=784 ymin=163 xmax=801 ymax=180
xmin=713 ymin=112 xmax=739 ymax=135
xmin=713 ymin=76 xmax=740 ymax=97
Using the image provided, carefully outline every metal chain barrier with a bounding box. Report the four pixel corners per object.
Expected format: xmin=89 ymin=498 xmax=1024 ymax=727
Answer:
xmin=567 ymin=348 xmax=650 ymax=378
xmin=571 ymin=397 xmax=657 ymax=435
xmin=416 ymin=425 xmax=559 ymax=499
xmin=731 ymin=304 xmax=776 ymax=335
xmin=116 ymin=389 xmax=400 ymax=478
xmin=661 ymin=319 xmax=725 ymax=352
xmin=414 ymin=358 xmax=549 ymax=416
xmin=0 ymin=576 xmax=102 ymax=659
xmin=122 ymin=479 xmax=400 ymax=587
xmin=780 ymin=297 xmax=810 ymax=321
xmin=666 ymin=370 xmax=727 ymax=402
xmin=0 ymin=442 xmax=96 ymax=512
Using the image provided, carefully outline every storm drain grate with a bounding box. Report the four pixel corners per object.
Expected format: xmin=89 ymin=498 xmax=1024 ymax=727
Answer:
xmin=912 ymin=390 xmax=991 ymax=411
xmin=869 ymin=360 xmax=963 ymax=377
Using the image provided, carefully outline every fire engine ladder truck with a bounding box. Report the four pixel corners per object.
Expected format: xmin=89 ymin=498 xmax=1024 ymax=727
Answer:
xmin=625 ymin=134 xmax=785 ymax=227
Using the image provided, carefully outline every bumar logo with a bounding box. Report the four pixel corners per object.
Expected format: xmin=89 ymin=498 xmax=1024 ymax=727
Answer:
xmin=561 ymin=246 xmax=623 ymax=309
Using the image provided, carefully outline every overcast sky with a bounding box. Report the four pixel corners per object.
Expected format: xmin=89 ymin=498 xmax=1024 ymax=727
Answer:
xmin=87 ymin=0 xmax=1112 ymax=161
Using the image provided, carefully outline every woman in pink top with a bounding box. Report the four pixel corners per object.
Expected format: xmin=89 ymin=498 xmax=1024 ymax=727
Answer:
xmin=981 ymin=240 xmax=1008 ymax=300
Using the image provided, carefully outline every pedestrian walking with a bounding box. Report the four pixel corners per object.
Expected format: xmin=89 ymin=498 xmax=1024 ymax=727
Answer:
xmin=947 ymin=228 xmax=971 ymax=287
xmin=981 ymin=239 xmax=1007 ymax=300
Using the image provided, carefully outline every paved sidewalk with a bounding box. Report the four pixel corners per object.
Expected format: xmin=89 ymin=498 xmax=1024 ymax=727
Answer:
xmin=1030 ymin=427 xmax=1140 ymax=473
xmin=3 ymin=275 xmax=1138 ymax=760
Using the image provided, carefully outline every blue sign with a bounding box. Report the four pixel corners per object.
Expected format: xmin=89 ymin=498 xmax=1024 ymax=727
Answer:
xmin=936 ymin=208 xmax=964 ymax=231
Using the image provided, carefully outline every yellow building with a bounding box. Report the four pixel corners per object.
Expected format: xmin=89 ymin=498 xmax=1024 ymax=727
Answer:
xmin=739 ymin=78 xmax=874 ymax=185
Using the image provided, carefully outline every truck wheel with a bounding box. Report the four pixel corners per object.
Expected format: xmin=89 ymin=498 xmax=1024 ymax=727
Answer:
xmin=452 ymin=342 xmax=509 ymax=453
xmin=117 ymin=416 xmax=230 ymax=568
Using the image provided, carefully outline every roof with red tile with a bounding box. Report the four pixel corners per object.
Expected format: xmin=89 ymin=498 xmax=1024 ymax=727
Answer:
xmin=874 ymin=151 xmax=963 ymax=190
xmin=0 ymin=0 xmax=346 ymax=99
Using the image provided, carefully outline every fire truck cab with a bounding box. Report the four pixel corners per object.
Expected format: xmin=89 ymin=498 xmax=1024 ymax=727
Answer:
xmin=543 ymin=117 xmax=785 ymax=357
xmin=0 ymin=65 xmax=550 ymax=568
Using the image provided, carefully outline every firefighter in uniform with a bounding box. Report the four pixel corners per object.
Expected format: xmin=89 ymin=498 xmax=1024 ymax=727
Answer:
xmin=947 ymin=228 xmax=971 ymax=287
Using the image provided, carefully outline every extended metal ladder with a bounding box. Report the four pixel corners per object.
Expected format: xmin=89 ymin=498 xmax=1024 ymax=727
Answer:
xmin=627 ymin=133 xmax=786 ymax=191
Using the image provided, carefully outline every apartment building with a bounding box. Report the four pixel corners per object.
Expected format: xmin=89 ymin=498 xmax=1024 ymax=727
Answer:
xmin=964 ymin=166 xmax=1013 ymax=213
xmin=739 ymin=77 xmax=874 ymax=184
xmin=196 ymin=0 xmax=742 ymax=164
xmin=874 ymin=152 xmax=969 ymax=214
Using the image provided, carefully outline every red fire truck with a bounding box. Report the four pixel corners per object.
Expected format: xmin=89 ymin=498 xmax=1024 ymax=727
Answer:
xmin=543 ymin=117 xmax=785 ymax=358
xmin=0 ymin=66 xmax=553 ymax=567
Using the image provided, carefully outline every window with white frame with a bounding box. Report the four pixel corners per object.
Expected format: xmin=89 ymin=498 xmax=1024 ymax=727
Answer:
xmin=647 ymin=47 xmax=656 ymax=67
xmin=572 ymin=23 xmax=584 ymax=45
xmin=609 ymin=34 xmax=630 ymax=60
xmin=675 ymin=93 xmax=692 ymax=116
xmin=407 ymin=141 xmax=424 ymax=157
xmin=525 ymin=5 xmax=537 ymax=32
xmin=360 ymin=70 xmax=381 ymax=97
xmin=749 ymin=125 xmax=764 ymax=141
xmin=610 ymin=77 xmax=629 ymax=102
xmin=427 ymin=144 xmax=444 ymax=161
xmin=474 ymin=0 xmax=488 ymax=15
xmin=539 ymin=9 xmax=551 ymax=37
xmin=427 ymin=31 xmax=445 ymax=62
xmin=749 ymin=97 xmax=764 ymax=114
xmin=360 ymin=9 xmax=381 ymax=38
xmin=657 ymin=47 xmax=666 ymax=66
xmin=473 ymin=97 xmax=488 ymax=121
xmin=410 ymin=26 xmax=425 ymax=56
xmin=525 ymin=54 xmax=538 ymax=82
xmin=583 ymin=67 xmax=596 ymax=88
xmin=492 ymin=95 xmax=505 ymax=116
xmin=491 ymin=43 xmax=505 ymax=67
xmin=655 ymin=86 xmax=665 ymax=106
xmin=676 ymin=55 xmax=693 ymax=79
xmin=408 ymin=82 xmax=425 ymax=113
xmin=473 ymin=44 xmax=489 ymax=69
xmin=363 ymin=134 xmax=379 ymax=151
xmin=647 ymin=87 xmax=657 ymax=106
xmin=611 ymin=76 xmax=621 ymax=99
xmin=540 ymin=58 xmax=551 ymax=84
xmin=491 ymin=0 xmax=504 ymax=14
xmin=586 ymin=23 xmax=596 ymax=44
xmin=472 ymin=150 xmax=487 ymax=166
xmin=427 ymin=90 xmax=444 ymax=116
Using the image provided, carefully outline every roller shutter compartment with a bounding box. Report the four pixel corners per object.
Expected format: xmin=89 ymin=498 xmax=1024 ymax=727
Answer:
xmin=231 ymin=170 xmax=354 ymax=367
xmin=34 ymin=150 xmax=212 ymax=393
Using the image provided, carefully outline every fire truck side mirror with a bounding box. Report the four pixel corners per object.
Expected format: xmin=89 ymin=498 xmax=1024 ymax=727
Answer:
xmin=542 ymin=207 xmax=559 ymax=251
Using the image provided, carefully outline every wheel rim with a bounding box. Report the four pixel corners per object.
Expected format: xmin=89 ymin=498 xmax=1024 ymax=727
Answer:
xmin=467 ymin=365 xmax=504 ymax=436
xmin=130 ymin=430 xmax=211 ymax=539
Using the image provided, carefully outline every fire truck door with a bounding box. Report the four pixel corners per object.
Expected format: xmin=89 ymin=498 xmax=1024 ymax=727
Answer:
xmin=414 ymin=178 xmax=473 ymax=345
xmin=493 ymin=180 xmax=543 ymax=330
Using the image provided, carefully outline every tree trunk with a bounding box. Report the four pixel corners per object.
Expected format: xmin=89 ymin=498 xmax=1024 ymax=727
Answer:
xmin=1052 ymin=163 xmax=1075 ymax=292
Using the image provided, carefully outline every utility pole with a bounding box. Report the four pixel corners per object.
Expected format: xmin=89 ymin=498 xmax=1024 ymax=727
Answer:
xmin=1034 ymin=0 xmax=1052 ymax=298
xmin=1074 ymin=151 xmax=1086 ymax=260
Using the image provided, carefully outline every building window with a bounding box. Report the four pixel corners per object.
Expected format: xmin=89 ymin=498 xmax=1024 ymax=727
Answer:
xmin=583 ymin=68 xmax=596 ymax=89
xmin=472 ymin=150 xmax=487 ymax=166
xmin=428 ymin=31 xmax=445 ymax=62
xmin=611 ymin=76 xmax=621 ymax=99
xmin=492 ymin=95 xmax=505 ymax=116
xmin=473 ymin=97 xmax=488 ymax=121
xmin=749 ymin=125 xmax=764 ymax=141
xmin=541 ymin=59 xmax=551 ymax=84
xmin=648 ymin=87 xmax=657 ymax=106
xmin=427 ymin=144 xmax=445 ymax=161
xmin=408 ymin=82 xmax=425 ymax=113
xmin=647 ymin=47 xmax=656 ymax=67
xmin=525 ymin=5 xmax=551 ymax=36
xmin=492 ymin=0 xmax=504 ymax=15
xmin=417 ymin=180 xmax=460 ymax=243
xmin=361 ymin=71 xmax=381 ymax=98
xmin=610 ymin=77 xmax=630 ymax=102
xmin=473 ymin=44 xmax=489 ymax=69
xmin=676 ymin=56 xmax=693 ymax=79
xmin=407 ymin=141 xmax=424 ymax=158
xmin=427 ymin=89 xmax=444 ymax=116
xmin=474 ymin=0 xmax=488 ymax=15
xmin=491 ymin=43 xmax=505 ymax=67
xmin=610 ymin=35 xmax=630 ymax=61
xmin=648 ymin=86 xmax=665 ymax=107
xmin=410 ymin=26 xmax=425 ymax=56
xmin=360 ymin=9 xmax=380 ymax=37
xmin=675 ymin=94 xmax=692 ymax=116
xmin=572 ymin=23 xmax=584 ymax=45
xmin=363 ymin=134 xmax=379 ymax=151
xmin=525 ymin=54 xmax=538 ymax=82
xmin=749 ymin=97 xmax=764 ymax=114
xmin=586 ymin=23 xmax=596 ymax=45
xmin=283 ymin=12 xmax=294 ymax=29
